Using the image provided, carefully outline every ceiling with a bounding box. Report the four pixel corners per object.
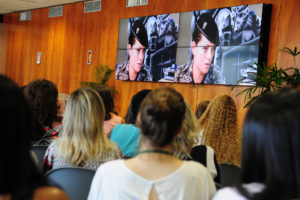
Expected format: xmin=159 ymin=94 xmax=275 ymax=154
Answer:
xmin=0 ymin=0 xmax=84 ymax=14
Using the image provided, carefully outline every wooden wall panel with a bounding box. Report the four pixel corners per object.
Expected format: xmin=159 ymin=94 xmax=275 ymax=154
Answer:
xmin=45 ymin=12 xmax=66 ymax=89
xmin=78 ymin=10 xmax=102 ymax=88
xmin=0 ymin=16 xmax=9 ymax=74
xmin=4 ymin=12 xmax=33 ymax=86
xmin=29 ymin=8 xmax=49 ymax=81
xmin=45 ymin=3 xmax=83 ymax=93
xmin=276 ymin=0 xmax=300 ymax=69
xmin=114 ymin=81 xmax=199 ymax=119
xmin=60 ymin=3 xmax=83 ymax=93
xmin=1 ymin=0 xmax=300 ymax=126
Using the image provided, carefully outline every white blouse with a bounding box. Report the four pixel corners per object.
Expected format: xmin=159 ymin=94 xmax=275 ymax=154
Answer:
xmin=88 ymin=160 xmax=216 ymax=200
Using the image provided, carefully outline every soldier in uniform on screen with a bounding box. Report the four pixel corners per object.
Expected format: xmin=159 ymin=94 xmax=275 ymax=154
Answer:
xmin=115 ymin=21 xmax=152 ymax=81
xmin=175 ymin=13 xmax=224 ymax=84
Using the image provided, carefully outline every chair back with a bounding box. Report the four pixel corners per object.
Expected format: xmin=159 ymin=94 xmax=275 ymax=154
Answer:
xmin=32 ymin=145 xmax=48 ymax=170
xmin=45 ymin=167 xmax=95 ymax=200
xmin=220 ymin=163 xmax=241 ymax=187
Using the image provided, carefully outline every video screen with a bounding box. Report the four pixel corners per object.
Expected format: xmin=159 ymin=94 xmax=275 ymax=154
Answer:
xmin=115 ymin=3 xmax=271 ymax=85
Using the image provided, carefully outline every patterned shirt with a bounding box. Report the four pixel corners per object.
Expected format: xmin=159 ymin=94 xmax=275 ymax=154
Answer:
xmin=43 ymin=141 xmax=122 ymax=173
xmin=32 ymin=122 xmax=62 ymax=146
xmin=174 ymin=60 xmax=224 ymax=84
xmin=115 ymin=62 xmax=152 ymax=81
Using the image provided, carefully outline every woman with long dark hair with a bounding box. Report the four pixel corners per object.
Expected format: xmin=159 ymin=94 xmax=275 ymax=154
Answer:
xmin=213 ymin=88 xmax=300 ymax=200
xmin=0 ymin=75 xmax=68 ymax=200
xmin=24 ymin=79 xmax=61 ymax=145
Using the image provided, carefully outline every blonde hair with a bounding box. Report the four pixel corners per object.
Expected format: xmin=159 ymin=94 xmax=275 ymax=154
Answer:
xmin=199 ymin=94 xmax=241 ymax=166
xmin=173 ymin=100 xmax=199 ymax=159
xmin=56 ymin=88 xmax=116 ymax=165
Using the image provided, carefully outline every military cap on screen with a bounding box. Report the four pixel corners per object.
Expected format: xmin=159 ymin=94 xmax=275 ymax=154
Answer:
xmin=195 ymin=13 xmax=219 ymax=45
xmin=130 ymin=21 xmax=149 ymax=48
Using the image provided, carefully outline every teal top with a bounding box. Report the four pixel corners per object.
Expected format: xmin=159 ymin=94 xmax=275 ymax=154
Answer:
xmin=110 ymin=124 xmax=140 ymax=157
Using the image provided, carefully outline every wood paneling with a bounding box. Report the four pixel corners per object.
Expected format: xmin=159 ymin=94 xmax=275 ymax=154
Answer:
xmin=45 ymin=3 xmax=83 ymax=93
xmin=29 ymin=8 xmax=49 ymax=80
xmin=78 ymin=10 xmax=102 ymax=88
xmin=4 ymin=12 xmax=33 ymax=85
xmin=1 ymin=0 xmax=300 ymax=126
xmin=276 ymin=0 xmax=300 ymax=69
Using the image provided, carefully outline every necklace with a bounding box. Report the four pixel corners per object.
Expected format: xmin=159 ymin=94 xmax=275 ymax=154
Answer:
xmin=137 ymin=149 xmax=173 ymax=156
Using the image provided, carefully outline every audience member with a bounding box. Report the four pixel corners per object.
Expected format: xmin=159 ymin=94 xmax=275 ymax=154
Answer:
xmin=213 ymin=88 xmax=300 ymax=200
xmin=94 ymin=85 xmax=124 ymax=137
xmin=173 ymin=100 xmax=220 ymax=183
xmin=88 ymin=87 xmax=216 ymax=199
xmin=43 ymin=88 xmax=122 ymax=173
xmin=110 ymin=124 xmax=140 ymax=157
xmin=110 ymin=89 xmax=151 ymax=157
xmin=0 ymin=75 xmax=68 ymax=200
xmin=195 ymin=100 xmax=210 ymax=119
xmin=57 ymin=93 xmax=69 ymax=118
xmin=124 ymin=89 xmax=151 ymax=124
xmin=199 ymin=94 xmax=241 ymax=166
xmin=24 ymin=79 xmax=62 ymax=145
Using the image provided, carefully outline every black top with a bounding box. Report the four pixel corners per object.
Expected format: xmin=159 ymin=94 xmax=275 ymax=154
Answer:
xmin=184 ymin=145 xmax=221 ymax=183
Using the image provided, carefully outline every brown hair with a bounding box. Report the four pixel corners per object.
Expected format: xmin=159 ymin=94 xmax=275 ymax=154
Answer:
xmin=139 ymin=87 xmax=186 ymax=148
xmin=199 ymin=94 xmax=241 ymax=166
xmin=195 ymin=100 xmax=210 ymax=119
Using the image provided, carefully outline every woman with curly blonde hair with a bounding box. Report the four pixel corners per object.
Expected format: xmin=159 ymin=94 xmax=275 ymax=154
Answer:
xmin=173 ymin=100 xmax=220 ymax=182
xmin=43 ymin=88 xmax=122 ymax=173
xmin=199 ymin=94 xmax=241 ymax=167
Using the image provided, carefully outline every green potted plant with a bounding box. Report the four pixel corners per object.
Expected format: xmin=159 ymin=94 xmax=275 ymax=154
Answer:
xmin=231 ymin=47 xmax=300 ymax=108
xmin=80 ymin=64 xmax=114 ymax=89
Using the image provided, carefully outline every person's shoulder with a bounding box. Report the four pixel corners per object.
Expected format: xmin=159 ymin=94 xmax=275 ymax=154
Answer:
xmin=175 ymin=61 xmax=193 ymax=83
xmin=213 ymin=187 xmax=247 ymax=200
xmin=113 ymin=123 xmax=138 ymax=132
xmin=116 ymin=63 xmax=129 ymax=80
xmin=109 ymin=113 xmax=124 ymax=124
xmin=33 ymin=186 xmax=69 ymax=200
xmin=191 ymin=144 xmax=209 ymax=152
xmin=97 ymin=159 xmax=124 ymax=173
xmin=183 ymin=160 xmax=207 ymax=171
xmin=47 ymin=140 xmax=57 ymax=150
xmin=139 ymin=64 xmax=152 ymax=81
xmin=177 ymin=61 xmax=192 ymax=72
xmin=110 ymin=141 xmax=123 ymax=155
xmin=116 ymin=62 xmax=128 ymax=70
xmin=204 ymin=64 xmax=225 ymax=84
xmin=142 ymin=63 xmax=150 ymax=71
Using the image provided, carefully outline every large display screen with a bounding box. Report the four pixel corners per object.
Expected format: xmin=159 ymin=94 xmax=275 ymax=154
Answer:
xmin=115 ymin=3 xmax=271 ymax=85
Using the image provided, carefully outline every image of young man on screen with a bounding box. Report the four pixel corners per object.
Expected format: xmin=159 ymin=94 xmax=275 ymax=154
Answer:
xmin=175 ymin=13 xmax=223 ymax=84
xmin=115 ymin=21 xmax=152 ymax=81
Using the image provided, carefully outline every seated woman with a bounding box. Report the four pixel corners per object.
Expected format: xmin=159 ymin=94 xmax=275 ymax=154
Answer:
xmin=88 ymin=87 xmax=216 ymax=199
xmin=0 ymin=75 xmax=68 ymax=200
xmin=213 ymin=88 xmax=300 ymax=200
xmin=124 ymin=89 xmax=151 ymax=124
xmin=173 ymin=100 xmax=220 ymax=183
xmin=43 ymin=88 xmax=122 ymax=173
xmin=94 ymin=85 xmax=124 ymax=137
xmin=110 ymin=89 xmax=151 ymax=157
xmin=24 ymin=79 xmax=62 ymax=145
xmin=199 ymin=94 xmax=241 ymax=167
